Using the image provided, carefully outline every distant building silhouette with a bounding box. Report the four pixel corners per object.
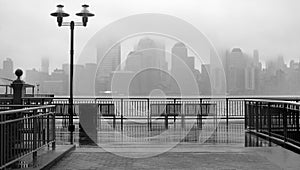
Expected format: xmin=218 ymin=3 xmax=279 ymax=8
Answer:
xmin=124 ymin=37 xmax=168 ymax=96
xmin=171 ymin=42 xmax=200 ymax=95
xmin=96 ymin=44 xmax=121 ymax=95
xmin=3 ymin=58 xmax=14 ymax=79
xmin=41 ymin=57 xmax=49 ymax=75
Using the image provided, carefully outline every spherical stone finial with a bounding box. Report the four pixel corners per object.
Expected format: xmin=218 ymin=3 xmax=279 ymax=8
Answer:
xmin=15 ymin=69 xmax=23 ymax=79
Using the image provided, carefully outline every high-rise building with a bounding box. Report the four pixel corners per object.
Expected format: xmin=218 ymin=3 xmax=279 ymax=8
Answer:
xmin=44 ymin=68 xmax=67 ymax=95
xmin=171 ymin=42 xmax=188 ymax=73
xmin=226 ymin=48 xmax=246 ymax=94
xmin=3 ymin=58 xmax=13 ymax=79
xmin=253 ymin=50 xmax=259 ymax=65
xmin=245 ymin=67 xmax=255 ymax=90
xmin=124 ymin=37 xmax=168 ymax=96
xmin=25 ymin=69 xmax=40 ymax=85
xmin=82 ymin=63 xmax=97 ymax=96
xmin=171 ymin=42 xmax=200 ymax=95
xmin=96 ymin=44 xmax=121 ymax=94
xmin=41 ymin=57 xmax=49 ymax=74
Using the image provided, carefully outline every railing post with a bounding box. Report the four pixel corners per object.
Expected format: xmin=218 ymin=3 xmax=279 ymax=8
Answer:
xmin=47 ymin=112 xmax=50 ymax=147
xmin=297 ymin=106 xmax=299 ymax=133
xmin=267 ymin=103 xmax=271 ymax=136
xmin=283 ymin=104 xmax=287 ymax=143
xmin=33 ymin=110 xmax=38 ymax=167
xmin=226 ymin=98 xmax=229 ymax=126
xmin=52 ymin=109 xmax=56 ymax=150
xmin=255 ymin=102 xmax=259 ymax=132
xmin=147 ymin=98 xmax=150 ymax=130
xmin=244 ymin=100 xmax=247 ymax=129
xmin=121 ymin=99 xmax=123 ymax=131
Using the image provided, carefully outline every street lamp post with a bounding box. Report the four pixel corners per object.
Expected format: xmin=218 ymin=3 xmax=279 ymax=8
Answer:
xmin=51 ymin=4 xmax=94 ymax=144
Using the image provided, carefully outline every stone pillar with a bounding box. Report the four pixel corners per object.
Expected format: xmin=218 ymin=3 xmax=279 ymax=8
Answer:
xmin=11 ymin=69 xmax=26 ymax=105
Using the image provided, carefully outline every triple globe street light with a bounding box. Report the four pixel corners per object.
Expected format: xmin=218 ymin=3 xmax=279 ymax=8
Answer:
xmin=51 ymin=4 xmax=94 ymax=144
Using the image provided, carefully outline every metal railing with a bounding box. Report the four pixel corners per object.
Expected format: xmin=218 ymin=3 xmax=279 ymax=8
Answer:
xmin=245 ymin=99 xmax=300 ymax=146
xmin=22 ymin=96 xmax=249 ymax=118
xmin=19 ymin=96 xmax=246 ymax=144
xmin=0 ymin=105 xmax=56 ymax=169
xmin=2 ymin=95 xmax=298 ymax=145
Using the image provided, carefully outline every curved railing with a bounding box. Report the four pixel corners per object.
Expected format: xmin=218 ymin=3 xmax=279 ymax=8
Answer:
xmin=245 ymin=99 xmax=300 ymax=147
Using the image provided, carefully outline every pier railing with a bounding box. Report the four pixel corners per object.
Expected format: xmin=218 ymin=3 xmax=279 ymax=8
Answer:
xmin=245 ymin=99 xmax=300 ymax=146
xmin=1 ymin=96 xmax=300 ymax=145
xmin=23 ymin=96 xmax=249 ymax=118
xmin=0 ymin=105 xmax=56 ymax=169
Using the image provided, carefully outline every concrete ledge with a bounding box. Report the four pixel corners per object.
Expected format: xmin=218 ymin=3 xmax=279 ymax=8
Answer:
xmin=40 ymin=145 xmax=76 ymax=170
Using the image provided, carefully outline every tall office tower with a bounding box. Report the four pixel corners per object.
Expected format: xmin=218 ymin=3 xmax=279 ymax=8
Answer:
xmin=96 ymin=44 xmax=121 ymax=95
xmin=253 ymin=50 xmax=259 ymax=65
xmin=171 ymin=42 xmax=188 ymax=72
xmin=252 ymin=49 xmax=261 ymax=94
xmin=200 ymin=64 xmax=211 ymax=95
xmin=277 ymin=55 xmax=286 ymax=70
xmin=171 ymin=42 xmax=200 ymax=95
xmin=245 ymin=66 xmax=255 ymax=90
xmin=135 ymin=37 xmax=167 ymax=70
xmin=41 ymin=57 xmax=49 ymax=75
xmin=210 ymin=49 xmax=225 ymax=94
xmin=25 ymin=69 xmax=40 ymax=85
xmin=124 ymin=37 xmax=167 ymax=96
xmin=227 ymin=48 xmax=246 ymax=94
xmin=44 ymin=69 xmax=67 ymax=95
xmin=171 ymin=42 xmax=188 ymax=82
xmin=82 ymin=63 xmax=97 ymax=96
xmin=3 ymin=58 xmax=14 ymax=79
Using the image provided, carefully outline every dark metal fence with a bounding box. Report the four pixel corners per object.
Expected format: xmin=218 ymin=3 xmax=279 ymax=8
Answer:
xmin=0 ymin=105 xmax=56 ymax=169
xmin=22 ymin=96 xmax=247 ymax=118
xmin=1 ymin=96 xmax=298 ymax=145
xmin=18 ymin=96 xmax=246 ymax=144
xmin=245 ymin=99 xmax=300 ymax=146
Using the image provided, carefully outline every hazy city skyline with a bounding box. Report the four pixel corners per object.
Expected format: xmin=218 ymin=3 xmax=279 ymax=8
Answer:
xmin=1 ymin=0 xmax=300 ymax=72
xmin=3 ymin=37 xmax=300 ymax=96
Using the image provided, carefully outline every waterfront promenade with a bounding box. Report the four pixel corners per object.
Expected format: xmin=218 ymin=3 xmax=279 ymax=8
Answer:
xmin=2 ymin=95 xmax=300 ymax=169
xmin=51 ymin=145 xmax=300 ymax=170
xmin=51 ymin=120 xmax=300 ymax=169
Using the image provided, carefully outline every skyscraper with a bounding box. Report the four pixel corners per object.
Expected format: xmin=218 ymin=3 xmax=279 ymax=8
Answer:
xmin=124 ymin=37 xmax=167 ymax=95
xmin=171 ymin=42 xmax=200 ymax=95
xmin=3 ymin=58 xmax=13 ymax=79
xmin=226 ymin=48 xmax=246 ymax=94
xmin=41 ymin=57 xmax=49 ymax=75
xmin=96 ymin=44 xmax=121 ymax=94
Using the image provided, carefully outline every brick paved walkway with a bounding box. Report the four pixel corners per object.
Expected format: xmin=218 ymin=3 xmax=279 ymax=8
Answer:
xmin=52 ymin=152 xmax=278 ymax=170
xmin=51 ymin=145 xmax=300 ymax=170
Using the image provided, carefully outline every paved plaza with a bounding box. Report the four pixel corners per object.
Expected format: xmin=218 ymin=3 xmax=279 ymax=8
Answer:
xmin=51 ymin=122 xmax=300 ymax=169
xmin=51 ymin=145 xmax=300 ymax=170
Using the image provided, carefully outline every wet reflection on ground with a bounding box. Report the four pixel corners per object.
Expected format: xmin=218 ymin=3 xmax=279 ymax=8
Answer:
xmin=55 ymin=119 xmax=277 ymax=147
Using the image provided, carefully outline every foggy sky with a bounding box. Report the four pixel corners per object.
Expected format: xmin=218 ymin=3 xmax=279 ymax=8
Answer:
xmin=1 ymin=0 xmax=300 ymax=73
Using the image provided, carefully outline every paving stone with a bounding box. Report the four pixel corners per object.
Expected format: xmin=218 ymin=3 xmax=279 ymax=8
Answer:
xmin=51 ymin=150 xmax=285 ymax=170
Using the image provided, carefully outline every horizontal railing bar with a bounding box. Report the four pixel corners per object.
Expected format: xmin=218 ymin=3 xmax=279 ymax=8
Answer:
xmin=0 ymin=105 xmax=45 ymax=107
xmin=245 ymin=99 xmax=300 ymax=105
xmin=21 ymin=95 xmax=300 ymax=100
xmin=0 ymin=112 xmax=55 ymax=124
xmin=0 ymin=105 xmax=55 ymax=115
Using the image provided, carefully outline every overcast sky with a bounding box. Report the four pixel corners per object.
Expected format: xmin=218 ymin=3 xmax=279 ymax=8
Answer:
xmin=1 ymin=0 xmax=300 ymax=72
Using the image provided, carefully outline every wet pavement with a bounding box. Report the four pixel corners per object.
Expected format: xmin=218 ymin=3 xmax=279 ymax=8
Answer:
xmin=50 ymin=121 xmax=300 ymax=170
xmin=51 ymin=145 xmax=300 ymax=170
